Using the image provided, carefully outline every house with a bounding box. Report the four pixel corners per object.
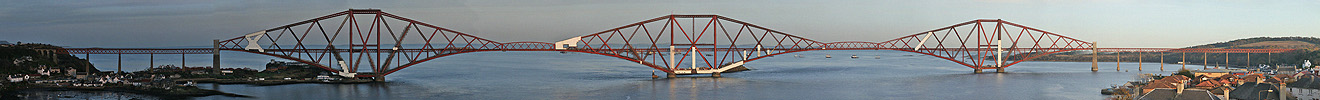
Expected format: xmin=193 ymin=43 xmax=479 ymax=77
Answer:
xmin=1213 ymin=74 xmax=1239 ymax=84
xmin=1193 ymin=80 xmax=1222 ymax=89
xmin=1229 ymin=82 xmax=1295 ymax=100
xmin=1142 ymin=79 xmax=1179 ymax=94
xmin=7 ymin=75 xmax=28 ymax=82
xmin=1193 ymin=75 xmax=1213 ymax=83
xmin=1242 ymin=74 xmax=1263 ymax=83
xmin=1166 ymin=74 xmax=1198 ymax=80
xmin=1138 ymin=88 xmax=1223 ymax=100
xmin=316 ymin=75 xmax=338 ymax=80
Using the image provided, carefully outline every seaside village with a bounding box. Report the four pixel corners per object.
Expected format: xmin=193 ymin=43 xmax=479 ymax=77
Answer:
xmin=5 ymin=61 xmax=344 ymax=90
xmin=4 ymin=41 xmax=193 ymax=90
xmin=1 ymin=41 xmax=357 ymax=97
xmin=1106 ymin=62 xmax=1320 ymax=100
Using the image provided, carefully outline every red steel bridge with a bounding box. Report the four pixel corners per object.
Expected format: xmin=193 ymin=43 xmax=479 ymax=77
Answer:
xmin=57 ymin=9 xmax=1294 ymax=79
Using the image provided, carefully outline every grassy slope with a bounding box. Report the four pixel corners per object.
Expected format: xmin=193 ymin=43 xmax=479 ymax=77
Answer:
xmin=1018 ymin=37 xmax=1319 ymax=67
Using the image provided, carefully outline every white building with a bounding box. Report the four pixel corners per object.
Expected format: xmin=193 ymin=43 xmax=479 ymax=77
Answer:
xmin=7 ymin=75 xmax=27 ymax=82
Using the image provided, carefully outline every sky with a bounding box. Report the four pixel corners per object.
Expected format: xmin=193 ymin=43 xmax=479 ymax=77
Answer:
xmin=1 ymin=0 xmax=1317 ymax=48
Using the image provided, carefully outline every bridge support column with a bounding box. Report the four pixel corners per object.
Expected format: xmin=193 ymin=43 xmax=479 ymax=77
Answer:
xmin=181 ymin=54 xmax=186 ymax=67
xmin=213 ymin=39 xmax=220 ymax=73
xmin=1138 ymin=52 xmax=1143 ymax=71
xmin=375 ymin=76 xmax=385 ymax=82
xmin=973 ymin=68 xmax=983 ymax=74
xmin=712 ymin=72 xmax=721 ymax=77
xmin=995 ymin=67 xmax=1005 ymax=73
xmin=1181 ymin=52 xmax=1186 ymax=69
xmin=117 ymin=53 xmax=122 ymax=74
xmin=1116 ymin=51 xmax=1121 ymax=72
xmin=1091 ymin=42 xmax=1098 ymax=72
xmin=667 ymin=73 xmax=676 ymax=78
xmin=1223 ymin=52 xmax=1228 ymax=69
xmin=85 ymin=53 xmax=90 ymax=75
xmin=1160 ymin=52 xmax=1164 ymax=71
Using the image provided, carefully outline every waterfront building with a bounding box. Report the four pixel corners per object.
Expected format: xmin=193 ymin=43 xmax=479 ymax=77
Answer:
xmin=316 ymin=75 xmax=338 ymax=80
xmin=7 ymin=75 xmax=30 ymax=82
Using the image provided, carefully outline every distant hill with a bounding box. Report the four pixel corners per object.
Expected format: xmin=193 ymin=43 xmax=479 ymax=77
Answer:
xmin=0 ymin=43 xmax=99 ymax=75
xmin=1185 ymin=37 xmax=1320 ymax=50
xmin=1014 ymin=37 xmax=1319 ymax=68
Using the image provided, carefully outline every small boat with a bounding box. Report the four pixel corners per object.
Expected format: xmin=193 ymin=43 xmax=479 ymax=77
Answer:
xmin=850 ymin=55 xmax=858 ymax=59
xmin=825 ymin=54 xmax=832 ymax=58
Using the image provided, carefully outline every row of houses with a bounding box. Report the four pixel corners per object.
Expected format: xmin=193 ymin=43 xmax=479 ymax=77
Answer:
xmin=1135 ymin=69 xmax=1297 ymax=100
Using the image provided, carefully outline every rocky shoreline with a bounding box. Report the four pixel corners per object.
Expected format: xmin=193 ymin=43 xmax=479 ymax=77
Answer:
xmin=1 ymin=85 xmax=250 ymax=99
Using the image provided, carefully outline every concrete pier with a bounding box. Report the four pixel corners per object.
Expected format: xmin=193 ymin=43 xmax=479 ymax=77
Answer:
xmin=1091 ymin=42 xmax=1099 ymax=72
xmin=974 ymin=69 xmax=983 ymax=74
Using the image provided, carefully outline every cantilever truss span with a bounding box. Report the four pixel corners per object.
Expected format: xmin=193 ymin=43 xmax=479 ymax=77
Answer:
xmin=565 ymin=15 xmax=825 ymax=74
xmin=215 ymin=9 xmax=553 ymax=77
xmin=825 ymin=19 xmax=1097 ymax=70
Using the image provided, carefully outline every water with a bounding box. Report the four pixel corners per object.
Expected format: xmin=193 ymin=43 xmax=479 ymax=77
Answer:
xmin=76 ymin=50 xmax=1204 ymax=100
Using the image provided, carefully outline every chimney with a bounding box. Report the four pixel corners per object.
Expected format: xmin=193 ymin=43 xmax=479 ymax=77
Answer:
xmin=1174 ymin=82 xmax=1185 ymax=94
xmin=1222 ymin=87 xmax=1229 ymax=100
xmin=1279 ymin=85 xmax=1288 ymax=100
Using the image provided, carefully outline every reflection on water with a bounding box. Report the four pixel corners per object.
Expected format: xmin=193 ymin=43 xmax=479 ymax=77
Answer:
xmin=83 ymin=50 xmax=1201 ymax=100
xmin=15 ymin=90 xmax=160 ymax=100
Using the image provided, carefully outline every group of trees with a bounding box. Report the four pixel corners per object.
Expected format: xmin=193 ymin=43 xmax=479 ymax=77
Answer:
xmin=0 ymin=43 xmax=98 ymax=75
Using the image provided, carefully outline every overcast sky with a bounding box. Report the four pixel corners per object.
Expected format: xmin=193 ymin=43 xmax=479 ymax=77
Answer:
xmin=1 ymin=0 xmax=1317 ymax=48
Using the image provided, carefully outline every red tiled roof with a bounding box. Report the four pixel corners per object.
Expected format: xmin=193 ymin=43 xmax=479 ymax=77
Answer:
xmin=1214 ymin=74 xmax=1238 ymax=80
xmin=1160 ymin=75 xmax=1190 ymax=83
xmin=1166 ymin=75 xmax=1189 ymax=80
xmin=1242 ymin=74 xmax=1263 ymax=81
xmin=1194 ymin=80 xmax=1220 ymax=87
xmin=1144 ymin=80 xmax=1176 ymax=89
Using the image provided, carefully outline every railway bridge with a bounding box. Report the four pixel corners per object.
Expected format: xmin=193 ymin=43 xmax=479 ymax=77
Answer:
xmin=57 ymin=9 xmax=1294 ymax=80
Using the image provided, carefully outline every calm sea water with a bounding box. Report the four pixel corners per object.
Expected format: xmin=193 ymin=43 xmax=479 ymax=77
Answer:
xmin=71 ymin=50 xmax=1206 ymax=100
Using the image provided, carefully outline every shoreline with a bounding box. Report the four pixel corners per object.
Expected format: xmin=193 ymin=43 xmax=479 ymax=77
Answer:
xmin=176 ymin=78 xmax=377 ymax=86
xmin=1 ymin=85 xmax=250 ymax=99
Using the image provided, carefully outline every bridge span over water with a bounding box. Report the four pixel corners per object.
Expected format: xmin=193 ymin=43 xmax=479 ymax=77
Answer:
xmin=57 ymin=9 xmax=1293 ymax=79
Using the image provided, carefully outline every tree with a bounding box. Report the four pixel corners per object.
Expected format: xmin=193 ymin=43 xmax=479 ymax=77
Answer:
xmin=1174 ymin=69 xmax=1194 ymax=78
